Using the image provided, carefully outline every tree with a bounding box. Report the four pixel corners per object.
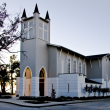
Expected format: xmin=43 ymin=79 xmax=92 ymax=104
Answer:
xmin=101 ymin=88 xmax=109 ymax=96
xmin=9 ymin=54 xmax=20 ymax=94
xmin=0 ymin=3 xmax=21 ymax=52
xmin=92 ymin=86 xmax=98 ymax=96
xmin=0 ymin=3 xmax=28 ymax=63
xmin=51 ymin=89 xmax=56 ymax=99
xmin=84 ymin=85 xmax=93 ymax=97
xmin=97 ymin=85 xmax=101 ymax=97
xmin=0 ymin=64 xmax=10 ymax=94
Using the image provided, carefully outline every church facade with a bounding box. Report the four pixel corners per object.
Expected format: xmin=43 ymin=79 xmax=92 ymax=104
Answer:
xmin=16 ymin=4 xmax=110 ymax=97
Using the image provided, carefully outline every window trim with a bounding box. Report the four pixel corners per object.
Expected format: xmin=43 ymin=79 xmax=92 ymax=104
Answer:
xmin=39 ymin=28 xmax=43 ymax=39
xmin=83 ymin=63 xmax=86 ymax=75
xmin=73 ymin=60 xmax=77 ymax=73
xmin=23 ymin=20 xmax=34 ymax=39
xmin=79 ymin=61 xmax=82 ymax=73
xmin=39 ymin=21 xmax=48 ymax=42
xmin=67 ymin=57 xmax=71 ymax=73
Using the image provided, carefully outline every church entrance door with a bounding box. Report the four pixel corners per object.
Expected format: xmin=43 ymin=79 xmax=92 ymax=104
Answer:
xmin=24 ymin=67 xmax=31 ymax=96
xmin=39 ymin=68 xmax=46 ymax=96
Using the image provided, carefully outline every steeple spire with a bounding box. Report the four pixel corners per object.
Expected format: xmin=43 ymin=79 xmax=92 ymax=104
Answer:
xmin=34 ymin=3 xmax=40 ymax=14
xmin=21 ymin=9 xmax=27 ymax=18
xmin=45 ymin=11 xmax=50 ymax=20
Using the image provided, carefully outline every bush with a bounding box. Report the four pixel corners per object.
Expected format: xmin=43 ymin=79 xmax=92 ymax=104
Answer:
xmin=19 ymin=96 xmax=37 ymax=100
xmin=51 ymin=89 xmax=56 ymax=99
xmin=60 ymin=96 xmax=66 ymax=100
xmin=80 ymin=97 xmax=86 ymax=100
xmin=19 ymin=96 xmax=51 ymax=101
xmin=16 ymin=95 xmax=19 ymax=97
xmin=66 ymin=96 xmax=73 ymax=100
xmin=73 ymin=97 xmax=79 ymax=100
xmin=37 ymin=96 xmax=51 ymax=101
xmin=0 ymin=95 xmax=12 ymax=99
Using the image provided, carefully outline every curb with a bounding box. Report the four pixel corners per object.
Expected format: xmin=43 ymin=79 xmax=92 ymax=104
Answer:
xmin=0 ymin=98 xmax=109 ymax=108
xmin=0 ymin=100 xmax=98 ymax=108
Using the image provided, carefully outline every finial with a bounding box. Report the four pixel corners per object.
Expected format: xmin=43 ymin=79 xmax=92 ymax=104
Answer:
xmin=21 ymin=9 xmax=27 ymax=18
xmin=45 ymin=11 xmax=50 ymax=20
xmin=34 ymin=3 xmax=40 ymax=14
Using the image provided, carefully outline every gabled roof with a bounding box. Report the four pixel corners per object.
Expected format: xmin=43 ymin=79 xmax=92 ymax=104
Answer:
xmin=34 ymin=3 xmax=40 ymax=14
xmin=85 ymin=78 xmax=102 ymax=84
xmin=47 ymin=43 xmax=109 ymax=60
xmin=47 ymin=43 xmax=86 ymax=59
xmin=86 ymin=54 xmax=109 ymax=59
xmin=21 ymin=9 xmax=27 ymax=18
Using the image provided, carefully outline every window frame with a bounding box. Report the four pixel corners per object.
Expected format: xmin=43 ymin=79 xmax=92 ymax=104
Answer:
xmin=83 ymin=63 xmax=86 ymax=75
xmin=79 ymin=61 xmax=82 ymax=73
xmin=23 ymin=20 xmax=34 ymax=39
xmin=67 ymin=57 xmax=71 ymax=73
xmin=39 ymin=21 xmax=48 ymax=42
xmin=39 ymin=28 xmax=43 ymax=39
xmin=73 ymin=60 xmax=77 ymax=73
xmin=24 ymin=22 xmax=28 ymax=29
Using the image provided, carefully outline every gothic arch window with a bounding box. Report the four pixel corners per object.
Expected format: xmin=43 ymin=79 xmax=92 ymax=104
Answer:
xmin=67 ymin=57 xmax=71 ymax=73
xmin=79 ymin=62 xmax=82 ymax=73
xmin=73 ymin=60 xmax=77 ymax=73
xmin=83 ymin=63 xmax=86 ymax=75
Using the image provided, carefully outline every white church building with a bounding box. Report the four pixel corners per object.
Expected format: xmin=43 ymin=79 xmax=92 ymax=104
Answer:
xmin=16 ymin=4 xmax=110 ymax=97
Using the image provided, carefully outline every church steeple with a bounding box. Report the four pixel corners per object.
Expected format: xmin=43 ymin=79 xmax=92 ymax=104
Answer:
xmin=45 ymin=11 xmax=50 ymax=20
xmin=34 ymin=3 xmax=40 ymax=14
xmin=21 ymin=9 xmax=27 ymax=18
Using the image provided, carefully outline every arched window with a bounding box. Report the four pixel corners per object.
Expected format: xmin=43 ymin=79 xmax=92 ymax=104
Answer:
xmin=67 ymin=58 xmax=71 ymax=73
xmin=73 ymin=60 xmax=77 ymax=73
xmin=39 ymin=68 xmax=45 ymax=78
xmin=83 ymin=63 xmax=86 ymax=75
xmin=79 ymin=62 xmax=81 ymax=73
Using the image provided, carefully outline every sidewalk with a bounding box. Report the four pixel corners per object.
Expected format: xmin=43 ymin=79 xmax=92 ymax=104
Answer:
xmin=0 ymin=97 xmax=109 ymax=108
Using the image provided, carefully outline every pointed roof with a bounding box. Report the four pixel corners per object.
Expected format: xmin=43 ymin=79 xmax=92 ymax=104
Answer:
xmin=45 ymin=11 xmax=50 ymax=20
xmin=34 ymin=3 xmax=40 ymax=14
xmin=21 ymin=9 xmax=27 ymax=18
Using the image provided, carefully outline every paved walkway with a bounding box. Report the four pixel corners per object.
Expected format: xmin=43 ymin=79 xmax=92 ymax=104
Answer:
xmin=0 ymin=97 xmax=108 ymax=108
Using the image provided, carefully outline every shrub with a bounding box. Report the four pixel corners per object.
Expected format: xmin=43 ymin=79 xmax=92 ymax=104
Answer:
xmin=19 ymin=96 xmax=37 ymax=100
xmin=37 ymin=96 xmax=51 ymax=101
xmin=73 ymin=97 xmax=79 ymax=100
xmin=84 ymin=85 xmax=93 ymax=97
xmin=80 ymin=97 xmax=86 ymax=100
xmin=66 ymin=96 xmax=73 ymax=100
xmin=92 ymin=86 xmax=98 ymax=96
xmin=16 ymin=95 xmax=19 ymax=97
xmin=56 ymin=96 xmax=66 ymax=101
xmin=0 ymin=95 xmax=12 ymax=99
xmin=51 ymin=89 xmax=56 ymax=99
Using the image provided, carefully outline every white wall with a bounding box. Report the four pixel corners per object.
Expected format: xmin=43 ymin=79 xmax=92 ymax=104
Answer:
xmin=58 ymin=74 xmax=110 ymax=98
xmin=18 ymin=74 xmax=110 ymax=97
xmin=47 ymin=77 xmax=59 ymax=97
xmin=58 ymin=74 xmax=78 ymax=97
xmin=31 ymin=77 xmax=39 ymax=96
xmin=57 ymin=50 xmax=87 ymax=75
